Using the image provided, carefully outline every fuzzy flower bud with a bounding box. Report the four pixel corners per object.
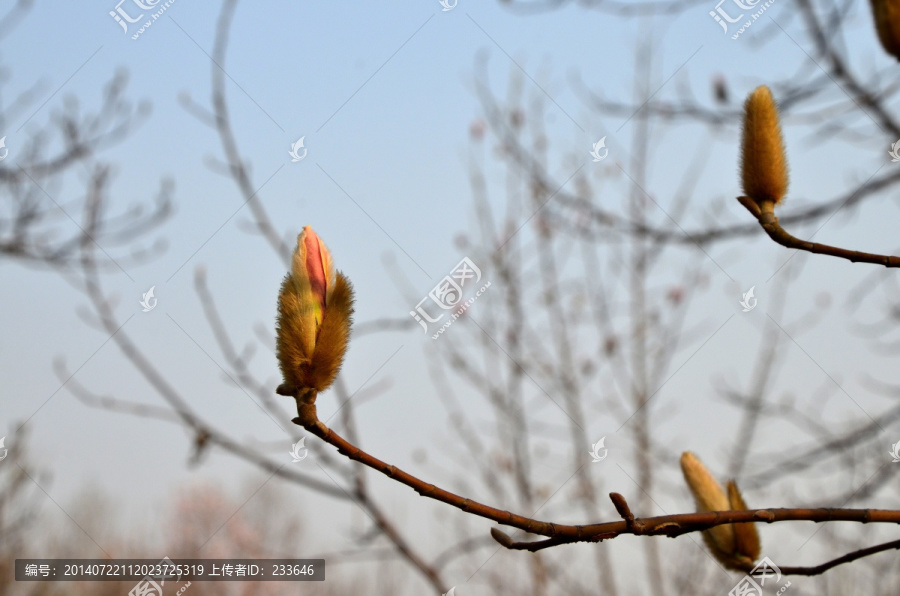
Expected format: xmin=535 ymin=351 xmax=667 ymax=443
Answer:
xmin=680 ymin=452 xmax=760 ymax=571
xmin=740 ymin=85 xmax=789 ymax=211
xmin=276 ymin=226 xmax=354 ymax=396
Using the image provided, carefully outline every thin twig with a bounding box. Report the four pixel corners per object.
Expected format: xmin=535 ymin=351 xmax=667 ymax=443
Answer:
xmin=293 ymin=400 xmax=900 ymax=565
xmin=776 ymin=538 xmax=900 ymax=576
xmin=738 ymin=195 xmax=900 ymax=268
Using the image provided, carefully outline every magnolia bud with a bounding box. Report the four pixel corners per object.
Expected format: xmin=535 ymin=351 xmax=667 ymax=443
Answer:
xmin=680 ymin=452 xmax=761 ymax=571
xmin=276 ymin=226 xmax=354 ymax=397
xmin=741 ymin=85 xmax=789 ymax=212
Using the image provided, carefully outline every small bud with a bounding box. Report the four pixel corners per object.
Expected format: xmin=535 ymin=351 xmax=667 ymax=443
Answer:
xmin=740 ymin=86 xmax=789 ymax=211
xmin=276 ymin=226 xmax=354 ymax=396
xmin=490 ymin=527 xmax=515 ymax=547
xmin=680 ymin=452 xmax=760 ymax=572
xmin=870 ymin=0 xmax=900 ymax=61
xmin=713 ymin=74 xmax=728 ymax=104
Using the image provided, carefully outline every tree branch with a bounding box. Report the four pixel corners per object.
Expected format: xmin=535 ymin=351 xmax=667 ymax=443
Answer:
xmin=774 ymin=538 xmax=900 ymax=576
xmin=292 ymin=397 xmax=900 ymax=575
xmin=737 ymin=195 xmax=900 ymax=268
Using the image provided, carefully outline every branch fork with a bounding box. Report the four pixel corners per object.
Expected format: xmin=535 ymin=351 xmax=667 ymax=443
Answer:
xmin=282 ymin=392 xmax=900 ymax=575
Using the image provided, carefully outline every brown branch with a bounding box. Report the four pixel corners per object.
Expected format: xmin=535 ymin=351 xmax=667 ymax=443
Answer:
xmin=776 ymin=538 xmax=900 ymax=577
xmin=333 ymin=375 xmax=446 ymax=592
xmin=291 ymin=396 xmax=900 ymax=570
xmin=290 ymin=392 xmax=588 ymax=539
xmin=737 ymin=195 xmax=900 ymax=268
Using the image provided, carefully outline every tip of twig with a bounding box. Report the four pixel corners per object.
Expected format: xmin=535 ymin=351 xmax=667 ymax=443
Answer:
xmin=490 ymin=528 xmax=515 ymax=548
xmin=609 ymin=492 xmax=634 ymax=524
xmin=737 ymin=195 xmax=762 ymax=219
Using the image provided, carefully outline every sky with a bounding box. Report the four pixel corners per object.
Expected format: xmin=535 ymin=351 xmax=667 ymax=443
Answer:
xmin=3 ymin=0 xmax=900 ymax=594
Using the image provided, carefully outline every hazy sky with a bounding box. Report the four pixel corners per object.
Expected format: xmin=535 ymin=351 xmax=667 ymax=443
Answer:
xmin=3 ymin=1 xmax=899 ymax=593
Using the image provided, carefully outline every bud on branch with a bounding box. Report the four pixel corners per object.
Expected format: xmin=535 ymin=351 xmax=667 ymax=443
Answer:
xmin=680 ymin=452 xmax=760 ymax=571
xmin=741 ymin=85 xmax=789 ymax=215
xmin=276 ymin=226 xmax=354 ymax=420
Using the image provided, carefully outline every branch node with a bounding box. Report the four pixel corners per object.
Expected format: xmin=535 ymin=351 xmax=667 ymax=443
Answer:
xmin=610 ymin=492 xmax=635 ymax=528
xmin=652 ymin=521 xmax=682 ymax=536
xmin=737 ymin=195 xmax=762 ymax=218
xmin=490 ymin=527 xmax=515 ymax=548
xmin=286 ymin=387 xmax=319 ymax=428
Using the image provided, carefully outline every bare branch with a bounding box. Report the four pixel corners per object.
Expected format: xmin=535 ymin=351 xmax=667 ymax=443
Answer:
xmin=737 ymin=195 xmax=900 ymax=268
xmin=291 ymin=395 xmax=900 ymax=568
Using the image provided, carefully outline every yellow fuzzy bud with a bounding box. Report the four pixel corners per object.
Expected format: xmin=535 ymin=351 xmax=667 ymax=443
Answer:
xmin=680 ymin=452 xmax=760 ymax=572
xmin=870 ymin=0 xmax=900 ymax=60
xmin=740 ymin=86 xmax=789 ymax=211
xmin=276 ymin=226 xmax=354 ymax=397
xmin=681 ymin=452 xmax=734 ymax=560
